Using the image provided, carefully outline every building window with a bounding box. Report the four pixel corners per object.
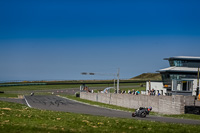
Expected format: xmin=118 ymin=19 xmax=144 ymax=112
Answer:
xmin=169 ymin=60 xmax=174 ymax=66
xmin=172 ymin=80 xmax=193 ymax=92
xmin=174 ymin=60 xmax=183 ymax=67
xmin=170 ymin=74 xmax=187 ymax=80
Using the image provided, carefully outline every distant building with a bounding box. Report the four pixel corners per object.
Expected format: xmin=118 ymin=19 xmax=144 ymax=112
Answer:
xmin=146 ymin=56 xmax=200 ymax=96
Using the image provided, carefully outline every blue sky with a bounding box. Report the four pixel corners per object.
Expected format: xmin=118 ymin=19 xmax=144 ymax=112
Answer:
xmin=0 ymin=0 xmax=200 ymax=81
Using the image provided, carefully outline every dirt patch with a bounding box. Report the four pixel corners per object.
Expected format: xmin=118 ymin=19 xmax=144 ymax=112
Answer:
xmin=0 ymin=108 xmax=11 ymax=110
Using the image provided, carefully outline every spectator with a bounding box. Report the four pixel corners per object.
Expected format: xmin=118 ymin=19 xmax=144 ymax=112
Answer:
xmin=152 ymin=89 xmax=155 ymax=96
xmin=148 ymin=90 xmax=151 ymax=95
xmin=136 ymin=90 xmax=140 ymax=95
xmin=132 ymin=89 xmax=135 ymax=95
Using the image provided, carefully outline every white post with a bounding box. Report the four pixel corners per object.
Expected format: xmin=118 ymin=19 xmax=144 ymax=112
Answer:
xmin=114 ymin=78 xmax=115 ymax=90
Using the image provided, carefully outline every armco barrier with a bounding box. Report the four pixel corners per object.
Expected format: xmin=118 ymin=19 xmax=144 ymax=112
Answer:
xmin=80 ymin=92 xmax=196 ymax=114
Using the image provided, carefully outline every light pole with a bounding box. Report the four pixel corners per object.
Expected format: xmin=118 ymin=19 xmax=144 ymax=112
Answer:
xmin=117 ymin=68 xmax=120 ymax=94
xmin=81 ymin=68 xmax=120 ymax=93
xmin=196 ymin=67 xmax=199 ymax=99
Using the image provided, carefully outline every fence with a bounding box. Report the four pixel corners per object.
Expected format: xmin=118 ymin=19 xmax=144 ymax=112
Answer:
xmin=80 ymin=92 xmax=197 ymax=114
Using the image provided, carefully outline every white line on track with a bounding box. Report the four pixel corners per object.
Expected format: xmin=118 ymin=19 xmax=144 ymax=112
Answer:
xmin=24 ymin=96 xmax=32 ymax=108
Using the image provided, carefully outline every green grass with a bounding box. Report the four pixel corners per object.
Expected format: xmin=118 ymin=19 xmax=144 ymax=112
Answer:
xmin=0 ymin=93 xmax=19 ymax=98
xmin=0 ymin=83 xmax=141 ymax=92
xmin=0 ymin=85 xmax=80 ymax=91
xmin=131 ymin=73 xmax=162 ymax=80
xmin=0 ymin=92 xmax=55 ymax=98
xmin=1 ymin=101 xmax=200 ymax=133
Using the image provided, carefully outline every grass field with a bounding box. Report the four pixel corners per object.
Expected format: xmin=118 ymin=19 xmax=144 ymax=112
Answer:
xmin=0 ymin=85 xmax=80 ymax=91
xmin=0 ymin=83 xmax=146 ymax=102
xmin=0 ymin=82 xmax=144 ymax=91
xmin=0 ymin=93 xmax=19 ymax=98
xmin=1 ymin=101 xmax=200 ymax=133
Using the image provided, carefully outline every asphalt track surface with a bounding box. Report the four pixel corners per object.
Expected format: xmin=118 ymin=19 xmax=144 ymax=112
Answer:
xmin=19 ymin=95 xmax=200 ymax=125
xmin=0 ymin=95 xmax=200 ymax=125
xmin=0 ymin=97 xmax=27 ymax=105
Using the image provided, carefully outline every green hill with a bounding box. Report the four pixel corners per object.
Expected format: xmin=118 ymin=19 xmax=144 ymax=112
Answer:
xmin=131 ymin=73 xmax=162 ymax=81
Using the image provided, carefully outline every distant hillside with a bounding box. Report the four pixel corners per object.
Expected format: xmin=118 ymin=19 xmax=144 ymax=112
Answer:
xmin=131 ymin=73 xmax=162 ymax=81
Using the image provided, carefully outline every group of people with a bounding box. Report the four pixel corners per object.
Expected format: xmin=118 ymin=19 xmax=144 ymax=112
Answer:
xmin=119 ymin=89 xmax=140 ymax=95
xmin=83 ymin=86 xmax=92 ymax=93
xmin=131 ymin=89 xmax=140 ymax=95
xmin=148 ymin=89 xmax=161 ymax=96
xmin=149 ymin=89 xmax=155 ymax=95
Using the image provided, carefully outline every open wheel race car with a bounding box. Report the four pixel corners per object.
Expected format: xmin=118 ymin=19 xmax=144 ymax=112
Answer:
xmin=132 ymin=106 xmax=152 ymax=118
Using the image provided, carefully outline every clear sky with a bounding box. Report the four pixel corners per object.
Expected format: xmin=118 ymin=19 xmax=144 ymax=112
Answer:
xmin=0 ymin=0 xmax=200 ymax=81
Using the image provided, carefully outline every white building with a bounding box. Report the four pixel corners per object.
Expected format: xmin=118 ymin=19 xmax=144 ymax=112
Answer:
xmin=146 ymin=81 xmax=167 ymax=95
xmin=146 ymin=56 xmax=200 ymax=96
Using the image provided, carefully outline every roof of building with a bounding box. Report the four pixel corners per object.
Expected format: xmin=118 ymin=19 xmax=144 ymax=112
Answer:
xmin=157 ymin=67 xmax=199 ymax=73
xmin=164 ymin=56 xmax=200 ymax=61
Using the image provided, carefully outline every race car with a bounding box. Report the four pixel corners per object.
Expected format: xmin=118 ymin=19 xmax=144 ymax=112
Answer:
xmin=132 ymin=106 xmax=152 ymax=118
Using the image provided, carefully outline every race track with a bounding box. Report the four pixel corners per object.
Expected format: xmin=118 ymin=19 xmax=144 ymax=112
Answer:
xmin=23 ymin=95 xmax=200 ymax=125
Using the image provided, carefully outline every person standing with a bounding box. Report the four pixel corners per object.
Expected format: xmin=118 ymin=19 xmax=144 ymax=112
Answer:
xmin=132 ymin=89 xmax=135 ymax=95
